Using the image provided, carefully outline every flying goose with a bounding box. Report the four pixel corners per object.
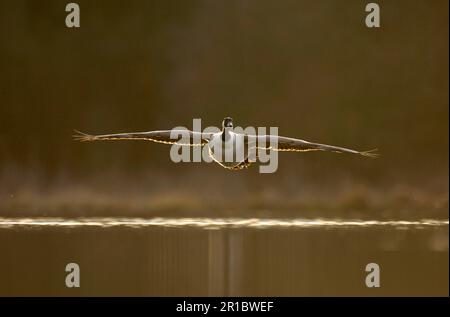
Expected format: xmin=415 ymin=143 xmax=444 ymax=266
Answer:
xmin=74 ymin=117 xmax=378 ymax=170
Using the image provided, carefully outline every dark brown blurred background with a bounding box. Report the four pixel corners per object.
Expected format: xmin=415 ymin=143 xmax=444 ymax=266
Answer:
xmin=0 ymin=0 xmax=448 ymax=218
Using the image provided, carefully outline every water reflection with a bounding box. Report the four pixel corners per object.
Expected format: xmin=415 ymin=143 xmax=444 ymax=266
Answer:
xmin=0 ymin=217 xmax=448 ymax=229
xmin=0 ymin=216 xmax=447 ymax=296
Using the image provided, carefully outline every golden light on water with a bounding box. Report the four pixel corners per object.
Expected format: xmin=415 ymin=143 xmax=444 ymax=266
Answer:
xmin=0 ymin=217 xmax=447 ymax=229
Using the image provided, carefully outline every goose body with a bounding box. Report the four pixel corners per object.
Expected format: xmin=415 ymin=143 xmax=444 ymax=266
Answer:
xmin=208 ymin=130 xmax=254 ymax=169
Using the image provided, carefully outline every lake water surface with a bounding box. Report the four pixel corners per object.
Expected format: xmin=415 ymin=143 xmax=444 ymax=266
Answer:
xmin=0 ymin=216 xmax=448 ymax=296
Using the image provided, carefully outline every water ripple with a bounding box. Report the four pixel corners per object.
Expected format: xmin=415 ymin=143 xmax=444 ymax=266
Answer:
xmin=0 ymin=217 xmax=448 ymax=230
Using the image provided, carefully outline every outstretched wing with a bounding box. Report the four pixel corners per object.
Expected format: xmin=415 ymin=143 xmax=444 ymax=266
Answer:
xmin=73 ymin=129 xmax=212 ymax=146
xmin=247 ymin=135 xmax=378 ymax=158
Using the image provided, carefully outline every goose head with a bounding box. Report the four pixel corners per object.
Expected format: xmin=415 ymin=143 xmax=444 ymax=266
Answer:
xmin=222 ymin=117 xmax=234 ymax=129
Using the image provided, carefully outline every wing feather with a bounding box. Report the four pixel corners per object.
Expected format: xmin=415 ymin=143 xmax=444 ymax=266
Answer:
xmin=73 ymin=129 xmax=211 ymax=146
xmin=247 ymin=135 xmax=378 ymax=158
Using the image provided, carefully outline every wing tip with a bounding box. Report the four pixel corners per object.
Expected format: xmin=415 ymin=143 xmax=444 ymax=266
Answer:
xmin=360 ymin=148 xmax=379 ymax=158
xmin=72 ymin=129 xmax=96 ymax=142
